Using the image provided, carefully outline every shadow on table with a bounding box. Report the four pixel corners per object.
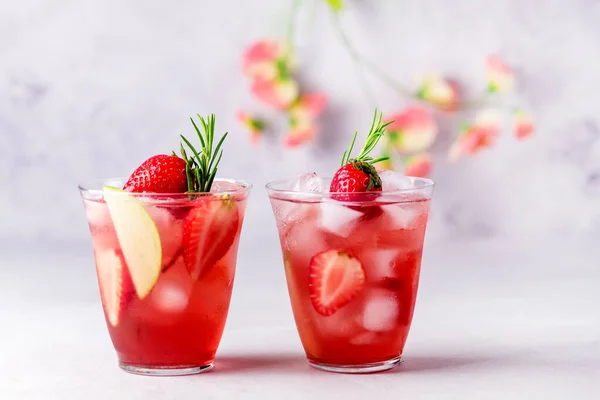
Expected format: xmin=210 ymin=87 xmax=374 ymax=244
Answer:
xmin=214 ymin=353 xmax=307 ymax=374
xmin=386 ymin=355 xmax=494 ymax=374
xmin=214 ymin=354 xmax=497 ymax=375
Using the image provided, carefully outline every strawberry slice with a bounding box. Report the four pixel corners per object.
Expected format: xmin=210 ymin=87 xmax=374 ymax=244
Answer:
xmin=95 ymin=248 xmax=133 ymax=327
xmin=309 ymin=250 xmax=365 ymax=316
xmin=182 ymin=197 xmax=240 ymax=280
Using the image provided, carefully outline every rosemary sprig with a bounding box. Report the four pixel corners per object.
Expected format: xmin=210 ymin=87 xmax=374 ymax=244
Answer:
xmin=340 ymin=108 xmax=393 ymax=166
xmin=179 ymin=114 xmax=228 ymax=192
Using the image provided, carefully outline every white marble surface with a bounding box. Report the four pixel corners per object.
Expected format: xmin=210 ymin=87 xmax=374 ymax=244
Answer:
xmin=1 ymin=237 xmax=598 ymax=399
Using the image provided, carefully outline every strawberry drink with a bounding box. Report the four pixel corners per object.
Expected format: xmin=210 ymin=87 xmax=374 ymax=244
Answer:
xmin=267 ymin=110 xmax=434 ymax=373
xmin=80 ymin=114 xmax=251 ymax=376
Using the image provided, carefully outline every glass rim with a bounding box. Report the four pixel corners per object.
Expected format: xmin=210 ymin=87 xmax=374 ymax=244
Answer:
xmin=265 ymin=175 xmax=435 ymax=198
xmin=79 ymin=177 xmax=253 ymax=198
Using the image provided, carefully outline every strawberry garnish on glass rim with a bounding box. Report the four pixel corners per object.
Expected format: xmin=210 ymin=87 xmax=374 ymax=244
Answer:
xmin=123 ymin=155 xmax=188 ymax=193
xmin=330 ymin=109 xmax=393 ymax=200
xmin=124 ymin=113 xmax=230 ymax=195
xmin=119 ymin=114 xmax=240 ymax=280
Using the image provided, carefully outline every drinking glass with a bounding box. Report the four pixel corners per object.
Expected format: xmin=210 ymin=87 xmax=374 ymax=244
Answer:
xmin=80 ymin=178 xmax=251 ymax=375
xmin=267 ymin=175 xmax=434 ymax=373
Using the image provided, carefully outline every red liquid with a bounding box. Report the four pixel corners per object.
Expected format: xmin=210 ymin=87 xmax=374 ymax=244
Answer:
xmin=270 ymin=196 xmax=430 ymax=366
xmin=83 ymin=191 xmax=247 ymax=369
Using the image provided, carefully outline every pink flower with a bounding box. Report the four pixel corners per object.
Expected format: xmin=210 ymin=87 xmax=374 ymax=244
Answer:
xmin=283 ymin=93 xmax=328 ymax=147
xmin=251 ymin=77 xmax=299 ymax=110
xmin=403 ymin=153 xmax=432 ymax=178
xmin=417 ymin=75 xmax=460 ymax=111
xmin=237 ymin=111 xmax=266 ymax=144
xmin=289 ymin=93 xmax=328 ymax=120
xmin=486 ymin=55 xmax=514 ymax=93
xmin=449 ymin=109 xmax=501 ymax=161
xmin=284 ymin=118 xmax=317 ymax=147
xmin=514 ymin=110 xmax=534 ymax=139
xmin=242 ymin=40 xmax=284 ymax=80
xmin=385 ymin=105 xmax=438 ymax=153
xmin=243 ymin=39 xmax=298 ymax=110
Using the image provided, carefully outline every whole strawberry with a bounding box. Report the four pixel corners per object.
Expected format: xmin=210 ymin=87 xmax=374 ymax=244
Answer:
xmin=330 ymin=161 xmax=383 ymax=194
xmin=330 ymin=110 xmax=392 ymax=200
xmin=124 ymin=154 xmax=188 ymax=193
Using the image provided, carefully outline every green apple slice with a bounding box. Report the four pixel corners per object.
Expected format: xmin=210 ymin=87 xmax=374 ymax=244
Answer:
xmin=103 ymin=186 xmax=162 ymax=299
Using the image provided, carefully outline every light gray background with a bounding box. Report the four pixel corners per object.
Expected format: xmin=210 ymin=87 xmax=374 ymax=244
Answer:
xmin=1 ymin=0 xmax=599 ymax=247
xmin=1 ymin=1 xmax=599 ymax=399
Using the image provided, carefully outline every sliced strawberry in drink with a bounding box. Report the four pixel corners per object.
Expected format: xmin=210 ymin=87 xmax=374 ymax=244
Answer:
xmin=182 ymin=196 xmax=240 ymax=280
xmin=309 ymin=250 xmax=365 ymax=316
xmin=95 ymin=248 xmax=133 ymax=327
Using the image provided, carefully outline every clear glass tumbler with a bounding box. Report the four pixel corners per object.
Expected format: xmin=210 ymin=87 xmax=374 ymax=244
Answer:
xmin=267 ymin=175 xmax=434 ymax=373
xmin=80 ymin=178 xmax=251 ymax=375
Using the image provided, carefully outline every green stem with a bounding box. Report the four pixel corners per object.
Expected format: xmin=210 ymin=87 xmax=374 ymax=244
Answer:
xmin=361 ymin=57 xmax=414 ymax=98
xmin=329 ymin=5 xmax=491 ymax=116
xmin=331 ymin=11 xmax=416 ymax=103
xmin=286 ymin=0 xmax=302 ymax=52
xmin=331 ymin=13 xmax=378 ymax=108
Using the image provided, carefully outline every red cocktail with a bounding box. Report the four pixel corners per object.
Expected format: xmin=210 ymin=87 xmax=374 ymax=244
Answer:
xmin=267 ymin=110 xmax=434 ymax=373
xmin=268 ymin=179 xmax=432 ymax=372
xmin=80 ymin=114 xmax=251 ymax=375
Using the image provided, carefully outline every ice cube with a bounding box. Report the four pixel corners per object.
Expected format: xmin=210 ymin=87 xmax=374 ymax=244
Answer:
xmin=274 ymin=201 xmax=318 ymax=240
xmin=382 ymin=203 xmax=420 ymax=229
xmin=145 ymin=205 xmax=184 ymax=266
xmin=152 ymin=281 xmax=189 ymax=312
xmin=84 ymin=199 xmax=120 ymax=250
xmin=363 ymin=249 xmax=399 ymax=280
xmin=291 ymin=172 xmax=324 ymax=193
xmin=149 ymin=260 xmax=193 ymax=314
xmin=83 ymin=199 xmax=111 ymax=227
xmin=379 ymin=170 xmax=413 ymax=191
xmin=285 ymin=214 xmax=328 ymax=264
xmin=319 ymin=300 xmax=360 ymax=337
xmin=274 ymin=201 xmax=304 ymax=225
xmin=210 ymin=180 xmax=243 ymax=193
xmin=319 ymin=201 xmax=362 ymax=237
xmin=361 ymin=290 xmax=399 ymax=332
xmin=145 ymin=204 xmax=172 ymax=225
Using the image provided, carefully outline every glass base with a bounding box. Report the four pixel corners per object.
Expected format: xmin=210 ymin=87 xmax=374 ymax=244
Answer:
xmin=308 ymin=356 xmax=402 ymax=374
xmin=119 ymin=362 xmax=214 ymax=376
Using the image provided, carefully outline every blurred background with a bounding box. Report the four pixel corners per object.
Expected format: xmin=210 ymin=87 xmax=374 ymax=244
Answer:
xmin=2 ymin=1 xmax=600 ymax=397
xmin=0 ymin=0 xmax=599 ymax=253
